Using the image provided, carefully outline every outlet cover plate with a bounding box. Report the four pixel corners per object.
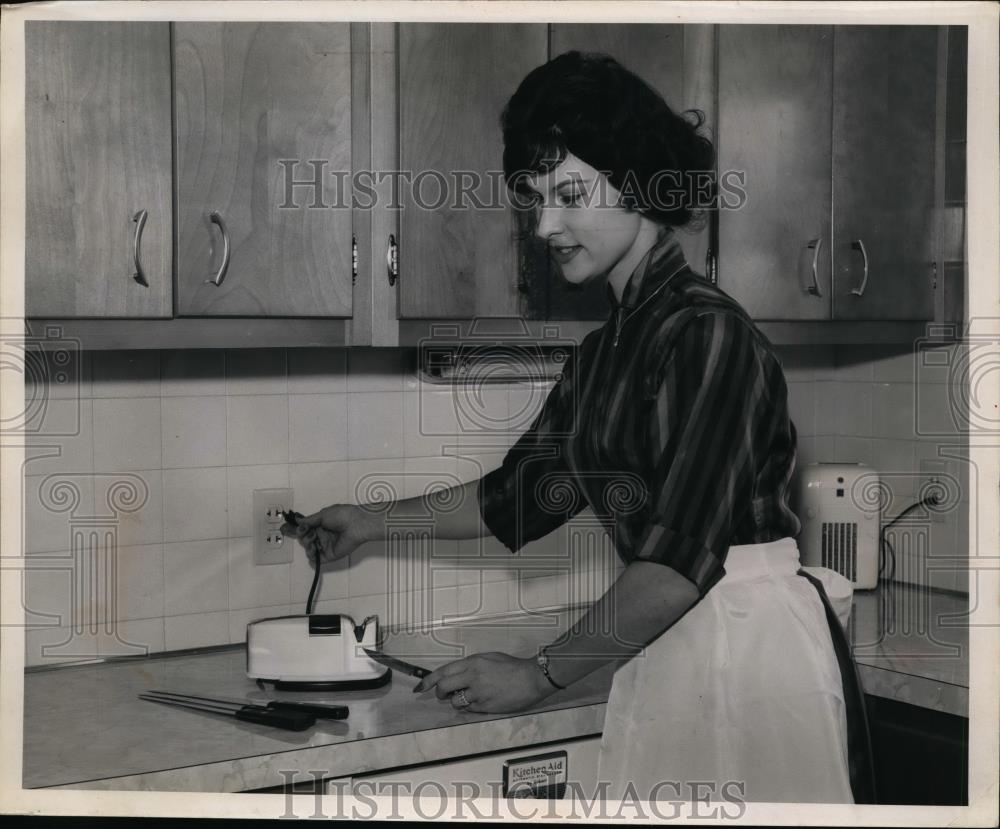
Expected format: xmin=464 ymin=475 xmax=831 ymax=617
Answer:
xmin=917 ymin=459 xmax=955 ymax=523
xmin=253 ymin=488 xmax=293 ymax=565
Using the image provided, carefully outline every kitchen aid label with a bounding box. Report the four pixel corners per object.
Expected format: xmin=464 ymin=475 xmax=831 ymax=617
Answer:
xmin=502 ymin=750 xmax=568 ymax=799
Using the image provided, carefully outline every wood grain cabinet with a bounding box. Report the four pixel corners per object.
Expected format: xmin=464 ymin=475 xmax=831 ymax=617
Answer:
xmin=23 ymin=21 xmax=954 ymax=347
xmin=173 ymin=23 xmax=354 ymax=317
xmin=25 ymin=22 xmax=173 ymax=318
xmin=718 ymin=25 xmax=940 ymax=322
xmin=396 ymin=23 xmax=547 ymax=320
xmin=831 ymin=26 xmax=939 ymax=321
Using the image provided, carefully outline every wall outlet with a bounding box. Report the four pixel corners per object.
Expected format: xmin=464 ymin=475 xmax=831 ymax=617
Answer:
xmin=253 ymin=488 xmax=293 ymax=565
xmin=917 ymin=459 xmax=957 ymax=524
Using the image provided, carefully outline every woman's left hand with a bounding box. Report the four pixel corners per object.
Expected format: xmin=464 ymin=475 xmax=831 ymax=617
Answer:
xmin=414 ymin=652 xmax=558 ymax=714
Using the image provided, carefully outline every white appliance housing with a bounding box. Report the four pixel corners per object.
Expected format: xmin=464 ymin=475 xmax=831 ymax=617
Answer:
xmin=246 ymin=613 xmax=390 ymax=689
xmin=794 ymin=463 xmax=880 ymax=590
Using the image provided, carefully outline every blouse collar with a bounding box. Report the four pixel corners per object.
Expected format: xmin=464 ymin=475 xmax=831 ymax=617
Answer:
xmin=606 ymin=227 xmax=690 ymax=312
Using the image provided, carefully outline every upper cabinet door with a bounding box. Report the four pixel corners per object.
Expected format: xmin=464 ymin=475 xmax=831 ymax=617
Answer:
xmin=26 ymin=22 xmax=173 ymax=318
xmin=718 ymin=25 xmax=833 ymax=320
xmin=397 ymin=23 xmax=547 ymax=319
xmin=546 ymin=24 xmax=702 ymax=321
xmin=831 ymin=26 xmax=938 ymax=320
xmin=174 ymin=23 xmax=353 ymax=317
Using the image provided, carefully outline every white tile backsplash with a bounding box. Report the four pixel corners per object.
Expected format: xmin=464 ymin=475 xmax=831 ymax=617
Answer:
xmin=288 ymin=460 xmax=350 ymax=516
xmin=24 ymin=474 xmax=95 ymax=554
xmin=225 ymin=349 xmax=286 ymax=395
xmin=164 ymin=611 xmax=230 ymax=651
xmin=23 ymin=340 xmax=973 ymax=666
xmin=347 ymin=348 xmax=406 ymax=393
xmin=93 ymin=469 xmax=163 ymax=547
xmin=100 ymin=617 xmax=166 ymax=658
xmin=161 ymin=396 xmax=227 ymax=468
xmin=160 ymin=349 xmax=226 ymax=396
xmin=113 ymin=543 xmax=166 ymax=621
xmin=348 ymin=392 xmax=404 ymax=460
xmin=403 ymin=389 xmax=461 ymax=458
xmin=226 ymin=395 xmax=289 ymax=466
xmin=162 ymin=467 xmax=228 ymax=543
xmin=287 ymin=347 xmax=348 ymax=394
xmin=227 ymin=537 xmax=291 ymax=610
xmin=163 ymin=539 xmax=229 ymax=616
xmin=23 ymin=397 xmax=94 ymax=476
xmin=91 ymin=350 xmax=160 ymax=397
xmin=289 ymin=393 xmax=349 ymax=463
xmin=872 ymin=383 xmax=919 ymax=439
xmin=92 ymin=397 xmax=162 ymax=471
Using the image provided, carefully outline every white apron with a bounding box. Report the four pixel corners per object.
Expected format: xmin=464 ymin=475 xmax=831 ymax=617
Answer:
xmin=596 ymin=537 xmax=855 ymax=804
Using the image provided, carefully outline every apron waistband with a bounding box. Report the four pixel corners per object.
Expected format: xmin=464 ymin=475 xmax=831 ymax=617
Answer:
xmin=718 ymin=537 xmax=801 ymax=583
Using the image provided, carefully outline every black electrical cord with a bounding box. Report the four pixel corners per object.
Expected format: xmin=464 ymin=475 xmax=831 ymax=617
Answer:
xmin=282 ymin=510 xmax=320 ymax=616
xmin=878 ymin=494 xmax=941 ymax=631
xmin=879 ymin=495 xmax=940 ymax=582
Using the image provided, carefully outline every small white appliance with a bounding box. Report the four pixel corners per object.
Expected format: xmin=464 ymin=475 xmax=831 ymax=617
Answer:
xmin=246 ymin=613 xmax=391 ymax=691
xmin=794 ymin=462 xmax=880 ymax=590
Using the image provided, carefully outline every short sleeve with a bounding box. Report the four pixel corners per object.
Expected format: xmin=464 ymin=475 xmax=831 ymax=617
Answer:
xmin=477 ymin=351 xmax=588 ymax=553
xmin=634 ymin=311 xmax=767 ymax=597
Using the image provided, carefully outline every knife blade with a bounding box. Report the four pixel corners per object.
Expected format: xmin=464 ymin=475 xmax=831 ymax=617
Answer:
xmin=146 ymin=689 xmax=349 ymax=719
xmin=363 ymin=648 xmax=431 ymax=678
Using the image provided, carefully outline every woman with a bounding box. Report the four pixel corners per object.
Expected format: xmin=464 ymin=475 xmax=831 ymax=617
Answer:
xmin=284 ymin=51 xmax=873 ymax=805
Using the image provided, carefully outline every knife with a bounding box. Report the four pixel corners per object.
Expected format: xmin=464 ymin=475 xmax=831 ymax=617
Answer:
xmin=363 ymin=648 xmax=431 ymax=678
xmin=146 ymin=689 xmax=349 ymax=719
xmin=138 ymin=694 xmax=315 ymax=731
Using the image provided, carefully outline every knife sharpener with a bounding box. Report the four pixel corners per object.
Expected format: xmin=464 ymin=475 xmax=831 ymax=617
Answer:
xmin=246 ymin=613 xmax=391 ymax=691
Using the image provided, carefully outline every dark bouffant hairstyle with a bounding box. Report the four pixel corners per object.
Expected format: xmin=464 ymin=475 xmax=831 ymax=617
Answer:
xmin=501 ymin=51 xmax=715 ymax=229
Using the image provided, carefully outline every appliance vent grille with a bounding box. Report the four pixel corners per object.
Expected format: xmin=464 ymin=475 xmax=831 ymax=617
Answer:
xmin=821 ymin=522 xmax=858 ymax=583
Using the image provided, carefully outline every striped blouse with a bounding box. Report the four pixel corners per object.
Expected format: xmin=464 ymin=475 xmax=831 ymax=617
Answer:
xmin=477 ymin=229 xmax=802 ymax=598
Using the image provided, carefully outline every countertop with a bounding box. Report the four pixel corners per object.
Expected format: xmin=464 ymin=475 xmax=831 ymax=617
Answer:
xmin=22 ymin=583 xmax=969 ymax=792
xmin=23 ymin=608 xmax=613 ymax=792
xmin=850 ymin=582 xmax=969 ymax=717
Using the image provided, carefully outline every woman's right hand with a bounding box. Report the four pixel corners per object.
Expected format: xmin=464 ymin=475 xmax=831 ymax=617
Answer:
xmin=281 ymin=504 xmax=380 ymax=565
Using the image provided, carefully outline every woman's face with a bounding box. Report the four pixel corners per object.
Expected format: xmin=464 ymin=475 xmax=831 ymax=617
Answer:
xmin=522 ymin=153 xmax=654 ymax=293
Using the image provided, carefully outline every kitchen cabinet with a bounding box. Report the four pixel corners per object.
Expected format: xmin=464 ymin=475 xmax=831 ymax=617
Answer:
xmin=866 ymin=694 xmax=968 ymax=805
xmin=718 ymin=25 xmax=940 ymax=321
xmin=174 ymin=23 xmax=354 ymax=317
xmin=831 ymin=27 xmax=939 ymax=320
xmin=22 ymin=22 xmax=956 ymax=348
xmin=718 ymin=25 xmax=833 ymax=321
xmin=25 ymin=22 xmax=173 ymax=318
xmin=396 ymin=23 xmax=547 ymax=319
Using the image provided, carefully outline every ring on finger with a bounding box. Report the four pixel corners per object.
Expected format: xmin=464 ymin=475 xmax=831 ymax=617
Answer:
xmin=453 ymin=689 xmax=471 ymax=709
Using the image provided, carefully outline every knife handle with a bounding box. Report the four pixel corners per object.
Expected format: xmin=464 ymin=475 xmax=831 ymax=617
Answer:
xmin=411 ymin=667 xmax=431 ymax=678
xmin=268 ymin=701 xmax=349 ymax=719
xmin=236 ymin=707 xmax=316 ymax=731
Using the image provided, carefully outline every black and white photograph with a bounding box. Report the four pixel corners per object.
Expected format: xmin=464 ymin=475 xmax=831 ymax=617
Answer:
xmin=0 ymin=0 xmax=997 ymax=823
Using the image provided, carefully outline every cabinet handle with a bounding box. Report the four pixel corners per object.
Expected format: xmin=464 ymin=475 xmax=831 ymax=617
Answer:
xmin=704 ymin=248 xmax=717 ymax=285
xmin=131 ymin=210 xmax=149 ymax=287
xmin=352 ymin=234 xmax=358 ymax=287
xmin=806 ymin=238 xmax=823 ymax=297
xmin=386 ymin=234 xmax=398 ymax=286
xmin=204 ymin=211 xmax=231 ymax=287
xmin=850 ymin=239 xmax=869 ymax=297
